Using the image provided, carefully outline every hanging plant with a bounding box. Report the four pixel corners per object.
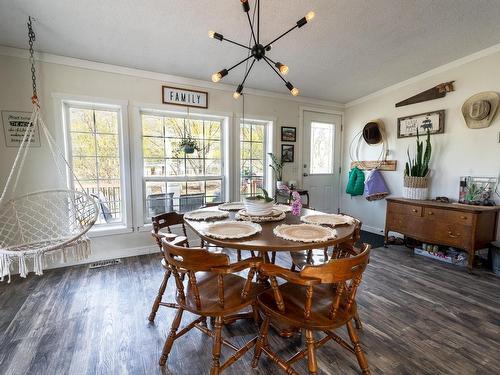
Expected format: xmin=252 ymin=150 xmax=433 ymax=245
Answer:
xmin=178 ymin=135 xmax=201 ymax=154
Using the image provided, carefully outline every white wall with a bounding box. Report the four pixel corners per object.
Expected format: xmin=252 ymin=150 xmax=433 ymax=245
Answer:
xmin=341 ymin=49 xmax=500 ymax=238
xmin=0 ymin=49 xmax=343 ymax=270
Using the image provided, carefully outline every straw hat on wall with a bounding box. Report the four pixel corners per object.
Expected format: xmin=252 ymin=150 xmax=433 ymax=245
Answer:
xmin=461 ymin=91 xmax=499 ymax=129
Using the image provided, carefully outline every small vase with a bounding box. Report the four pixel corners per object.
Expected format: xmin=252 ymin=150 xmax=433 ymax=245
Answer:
xmin=276 ymin=181 xmax=284 ymax=190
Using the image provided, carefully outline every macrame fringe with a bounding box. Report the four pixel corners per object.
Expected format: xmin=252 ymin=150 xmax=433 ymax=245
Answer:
xmin=0 ymin=236 xmax=91 ymax=283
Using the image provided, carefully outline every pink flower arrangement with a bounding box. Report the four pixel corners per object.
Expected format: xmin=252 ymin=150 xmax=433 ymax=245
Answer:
xmin=278 ymin=184 xmax=302 ymax=216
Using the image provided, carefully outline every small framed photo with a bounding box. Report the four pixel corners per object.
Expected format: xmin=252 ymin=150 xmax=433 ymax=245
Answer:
xmin=281 ymin=144 xmax=294 ymax=163
xmin=281 ymin=126 xmax=296 ymax=142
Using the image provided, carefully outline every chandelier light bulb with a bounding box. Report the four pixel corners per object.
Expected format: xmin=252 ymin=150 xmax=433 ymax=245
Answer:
xmin=208 ymin=30 xmax=215 ymax=39
xmin=276 ymin=62 xmax=289 ymax=75
xmin=233 ymin=84 xmax=243 ymax=99
xmin=291 ymin=87 xmax=299 ymax=96
xmin=233 ymin=91 xmax=241 ymax=99
xmin=212 ymin=73 xmax=222 ymax=82
xmin=305 ymin=11 xmax=315 ymax=22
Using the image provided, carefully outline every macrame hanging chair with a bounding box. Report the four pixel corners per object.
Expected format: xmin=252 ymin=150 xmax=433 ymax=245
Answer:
xmin=0 ymin=18 xmax=98 ymax=282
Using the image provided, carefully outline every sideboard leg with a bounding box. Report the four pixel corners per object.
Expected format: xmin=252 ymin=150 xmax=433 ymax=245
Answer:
xmin=383 ymin=229 xmax=389 ymax=248
xmin=467 ymin=248 xmax=475 ymax=274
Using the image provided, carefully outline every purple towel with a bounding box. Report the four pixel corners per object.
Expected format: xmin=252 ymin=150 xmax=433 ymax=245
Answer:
xmin=364 ymin=169 xmax=390 ymax=201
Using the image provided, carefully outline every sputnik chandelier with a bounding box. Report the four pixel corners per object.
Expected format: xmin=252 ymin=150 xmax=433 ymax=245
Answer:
xmin=209 ymin=0 xmax=315 ymax=98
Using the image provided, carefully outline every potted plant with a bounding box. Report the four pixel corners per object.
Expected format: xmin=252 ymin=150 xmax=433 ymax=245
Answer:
xmin=403 ymin=129 xmax=432 ymax=200
xmin=179 ymin=135 xmax=201 ymax=154
xmin=268 ymin=152 xmax=284 ymax=189
xmin=244 ymin=188 xmax=274 ymax=216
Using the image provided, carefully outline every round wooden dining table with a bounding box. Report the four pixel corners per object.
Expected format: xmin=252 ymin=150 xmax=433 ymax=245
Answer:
xmin=184 ymin=206 xmax=356 ymax=256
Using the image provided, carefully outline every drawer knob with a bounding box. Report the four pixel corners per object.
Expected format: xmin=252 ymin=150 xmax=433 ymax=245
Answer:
xmin=428 ymin=211 xmax=433 ymax=215
xmin=448 ymin=231 xmax=460 ymax=238
xmin=412 ymin=209 xmax=418 ymax=213
xmin=460 ymin=216 xmax=467 ymax=220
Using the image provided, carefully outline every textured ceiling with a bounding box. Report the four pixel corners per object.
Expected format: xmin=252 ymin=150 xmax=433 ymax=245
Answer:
xmin=1 ymin=0 xmax=500 ymax=103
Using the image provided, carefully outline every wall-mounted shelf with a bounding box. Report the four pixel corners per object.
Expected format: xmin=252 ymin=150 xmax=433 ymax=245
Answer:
xmin=350 ymin=160 xmax=397 ymax=171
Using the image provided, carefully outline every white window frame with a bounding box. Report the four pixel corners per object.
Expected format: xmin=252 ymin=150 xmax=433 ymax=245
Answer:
xmin=132 ymin=104 xmax=230 ymax=229
xmin=234 ymin=116 xmax=274 ymax=200
xmin=53 ymin=93 xmax=132 ymax=237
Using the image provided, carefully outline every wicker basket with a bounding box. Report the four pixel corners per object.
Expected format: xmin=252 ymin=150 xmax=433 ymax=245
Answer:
xmin=403 ymin=175 xmax=429 ymax=200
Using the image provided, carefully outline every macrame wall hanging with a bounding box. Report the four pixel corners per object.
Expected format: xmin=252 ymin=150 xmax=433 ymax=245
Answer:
xmin=0 ymin=18 xmax=98 ymax=282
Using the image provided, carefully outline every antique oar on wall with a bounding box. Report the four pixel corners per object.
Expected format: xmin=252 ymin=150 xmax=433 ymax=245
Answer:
xmin=395 ymin=81 xmax=455 ymax=107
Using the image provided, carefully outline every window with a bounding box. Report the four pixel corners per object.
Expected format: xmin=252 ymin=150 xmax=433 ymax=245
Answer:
xmin=141 ymin=112 xmax=224 ymax=218
xmin=64 ymin=103 xmax=127 ymax=227
xmin=240 ymin=120 xmax=267 ymax=198
xmin=310 ymin=122 xmax=334 ymax=174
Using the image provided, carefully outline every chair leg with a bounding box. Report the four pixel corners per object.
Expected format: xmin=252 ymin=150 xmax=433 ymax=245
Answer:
xmin=237 ymin=250 xmax=242 ymax=261
xmin=210 ymin=316 xmax=223 ymax=375
xmin=354 ymin=311 xmax=363 ymax=329
xmin=251 ymin=302 xmax=261 ymax=326
xmin=270 ymin=251 xmax=276 ymax=264
xmin=346 ymin=320 xmax=370 ymax=374
xmin=305 ymin=329 xmax=318 ymax=375
xmin=159 ymin=308 xmax=184 ymax=366
xmin=149 ymin=270 xmax=171 ymax=322
xmin=252 ymin=314 xmax=270 ymax=368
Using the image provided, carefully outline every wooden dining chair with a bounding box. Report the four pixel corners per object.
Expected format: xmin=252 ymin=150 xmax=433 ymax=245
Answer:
xmin=148 ymin=212 xmax=190 ymax=322
xmin=252 ymin=243 xmax=372 ymax=375
xmin=159 ymin=236 xmax=266 ymax=374
xmin=290 ymin=218 xmax=362 ymax=271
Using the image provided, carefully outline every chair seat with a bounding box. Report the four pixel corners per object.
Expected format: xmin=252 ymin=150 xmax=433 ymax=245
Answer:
xmin=290 ymin=249 xmax=328 ymax=270
xmin=257 ymin=282 xmax=355 ymax=330
xmin=178 ymin=272 xmax=267 ymax=316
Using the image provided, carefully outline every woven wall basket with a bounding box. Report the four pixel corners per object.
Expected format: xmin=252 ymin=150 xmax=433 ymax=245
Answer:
xmin=403 ymin=175 xmax=429 ymax=200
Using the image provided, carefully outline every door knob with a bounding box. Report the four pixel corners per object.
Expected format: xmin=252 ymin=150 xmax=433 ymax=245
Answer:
xmin=303 ymin=173 xmax=309 ymax=177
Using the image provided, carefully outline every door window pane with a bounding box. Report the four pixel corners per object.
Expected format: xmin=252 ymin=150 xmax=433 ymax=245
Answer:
xmin=310 ymin=122 xmax=334 ymax=174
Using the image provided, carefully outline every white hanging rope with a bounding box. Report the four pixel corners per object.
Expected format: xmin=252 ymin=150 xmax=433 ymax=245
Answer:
xmin=348 ymin=127 xmax=388 ymax=170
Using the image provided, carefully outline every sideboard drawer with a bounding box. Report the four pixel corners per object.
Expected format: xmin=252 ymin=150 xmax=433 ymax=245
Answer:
xmin=423 ymin=207 xmax=473 ymax=227
xmin=389 ymin=202 xmax=422 ymax=217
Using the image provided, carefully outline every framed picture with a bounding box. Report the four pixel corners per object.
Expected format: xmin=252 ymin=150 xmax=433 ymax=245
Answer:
xmin=2 ymin=110 xmax=41 ymax=148
xmin=281 ymin=126 xmax=296 ymax=142
xmin=281 ymin=144 xmax=294 ymax=162
xmin=397 ymin=110 xmax=445 ymax=138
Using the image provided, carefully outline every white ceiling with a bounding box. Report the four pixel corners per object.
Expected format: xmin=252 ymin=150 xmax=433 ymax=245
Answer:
xmin=1 ymin=0 xmax=500 ymax=103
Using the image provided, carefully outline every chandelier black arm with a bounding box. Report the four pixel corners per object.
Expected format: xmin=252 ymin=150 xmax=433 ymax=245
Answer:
xmin=263 ymin=56 xmax=287 ymax=84
xmin=240 ymin=59 xmax=256 ymax=87
xmin=257 ymin=0 xmax=260 ymax=44
xmin=228 ymin=55 xmax=254 ymax=72
xmin=264 ymin=24 xmax=298 ymax=49
xmin=246 ymin=12 xmax=257 ymax=45
xmin=224 ymin=36 xmax=252 ymax=50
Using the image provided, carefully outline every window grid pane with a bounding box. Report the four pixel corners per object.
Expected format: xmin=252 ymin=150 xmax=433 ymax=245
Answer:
xmin=240 ymin=122 xmax=266 ymax=198
xmin=69 ymin=107 xmax=122 ymax=225
xmin=141 ymin=114 xmax=224 ymax=217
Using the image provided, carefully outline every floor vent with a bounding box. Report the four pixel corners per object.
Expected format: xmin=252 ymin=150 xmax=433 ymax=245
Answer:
xmin=89 ymin=259 xmax=122 ymax=269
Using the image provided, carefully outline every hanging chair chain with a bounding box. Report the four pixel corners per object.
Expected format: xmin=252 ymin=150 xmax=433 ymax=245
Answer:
xmin=27 ymin=17 xmax=38 ymax=104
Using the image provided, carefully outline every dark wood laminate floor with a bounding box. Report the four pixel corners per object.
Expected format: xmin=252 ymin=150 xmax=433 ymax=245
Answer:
xmin=0 ymin=245 xmax=499 ymax=375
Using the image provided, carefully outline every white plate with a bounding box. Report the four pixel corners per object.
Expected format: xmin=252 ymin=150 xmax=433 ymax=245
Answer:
xmin=203 ymin=221 xmax=262 ymax=239
xmin=218 ymin=202 xmax=245 ymax=211
xmin=301 ymin=214 xmax=355 ymax=227
xmin=236 ymin=209 xmax=286 ymax=222
xmin=184 ymin=210 xmax=229 ymax=221
xmin=273 ymin=224 xmax=336 ymax=243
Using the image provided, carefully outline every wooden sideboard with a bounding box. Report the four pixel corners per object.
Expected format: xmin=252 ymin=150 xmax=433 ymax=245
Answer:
xmin=384 ymin=198 xmax=500 ymax=271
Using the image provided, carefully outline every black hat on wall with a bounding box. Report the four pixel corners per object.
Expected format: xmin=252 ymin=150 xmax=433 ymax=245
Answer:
xmin=362 ymin=120 xmax=384 ymax=145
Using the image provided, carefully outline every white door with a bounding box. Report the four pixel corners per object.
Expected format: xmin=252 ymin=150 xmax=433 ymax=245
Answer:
xmin=302 ymin=111 xmax=342 ymax=213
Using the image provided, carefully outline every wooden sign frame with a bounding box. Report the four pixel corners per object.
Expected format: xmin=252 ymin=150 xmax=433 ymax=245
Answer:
xmin=162 ymin=86 xmax=208 ymax=109
xmin=397 ymin=110 xmax=445 ymax=138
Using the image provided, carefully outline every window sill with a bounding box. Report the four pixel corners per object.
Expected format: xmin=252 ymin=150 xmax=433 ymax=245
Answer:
xmin=88 ymin=225 xmax=134 ymax=238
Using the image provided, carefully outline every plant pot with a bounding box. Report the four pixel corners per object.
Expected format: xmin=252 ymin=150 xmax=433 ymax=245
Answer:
xmin=403 ymin=175 xmax=429 ymax=200
xmin=183 ymin=145 xmax=195 ymax=154
xmin=244 ymin=198 xmax=274 ymax=216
